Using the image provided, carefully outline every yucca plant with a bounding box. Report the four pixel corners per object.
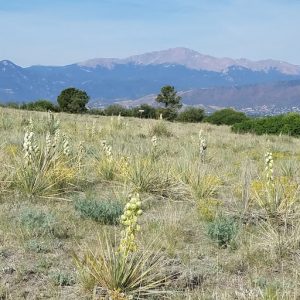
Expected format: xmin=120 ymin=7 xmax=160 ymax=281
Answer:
xmin=128 ymin=158 xmax=188 ymax=200
xmin=252 ymin=152 xmax=299 ymax=219
xmin=15 ymin=129 xmax=77 ymax=199
xmin=74 ymin=193 xmax=171 ymax=299
xmin=73 ymin=237 xmax=170 ymax=299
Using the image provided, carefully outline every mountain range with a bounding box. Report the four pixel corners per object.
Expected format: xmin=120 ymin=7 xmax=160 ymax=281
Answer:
xmin=1 ymin=47 xmax=300 ymax=113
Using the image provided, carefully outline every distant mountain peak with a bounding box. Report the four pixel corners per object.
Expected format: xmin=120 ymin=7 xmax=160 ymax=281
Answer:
xmin=78 ymin=48 xmax=300 ymax=75
xmin=0 ymin=60 xmax=19 ymax=67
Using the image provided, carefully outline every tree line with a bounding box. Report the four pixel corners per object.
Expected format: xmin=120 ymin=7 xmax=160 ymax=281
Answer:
xmin=0 ymin=86 xmax=249 ymax=124
xmin=2 ymin=85 xmax=300 ymax=136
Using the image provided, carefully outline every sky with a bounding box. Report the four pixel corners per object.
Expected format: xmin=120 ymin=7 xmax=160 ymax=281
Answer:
xmin=0 ymin=0 xmax=299 ymax=66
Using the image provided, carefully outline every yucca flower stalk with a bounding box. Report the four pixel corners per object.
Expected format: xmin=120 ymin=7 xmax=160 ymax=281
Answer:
xmin=151 ymin=135 xmax=157 ymax=150
xmin=150 ymin=135 xmax=158 ymax=160
xmin=199 ymin=130 xmax=207 ymax=163
xmin=265 ymin=151 xmax=274 ymax=186
xmin=53 ymin=129 xmax=61 ymax=149
xmin=62 ymin=134 xmax=71 ymax=157
xmin=23 ymin=130 xmax=39 ymax=165
xmin=45 ymin=132 xmax=52 ymax=156
xmin=101 ymin=140 xmax=113 ymax=162
xmin=119 ymin=193 xmax=143 ymax=256
xmin=77 ymin=141 xmax=85 ymax=170
xmin=23 ymin=131 xmax=34 ymax=165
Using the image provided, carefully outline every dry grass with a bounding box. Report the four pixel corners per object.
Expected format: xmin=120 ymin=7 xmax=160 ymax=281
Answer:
xmin=0 ymin=107 xmax=300 ymax=299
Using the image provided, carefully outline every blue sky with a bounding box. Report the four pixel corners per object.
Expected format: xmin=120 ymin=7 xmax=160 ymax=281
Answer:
xmin=0 ymin=0 xmax=299 ymax=66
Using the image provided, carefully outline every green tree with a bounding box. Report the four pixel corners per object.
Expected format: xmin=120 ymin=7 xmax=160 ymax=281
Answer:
xmin=57 ymin=88 xmax=89 ymax=113
xmin=132 ymin=104 xmax=157 ymax=119
xmin=177 ymin=107 xmax=205 ymax=123
xmin=155 ymin=85 xmax=182 ymax=109
xmin=205 ymin=108 xmax=248 ymax=126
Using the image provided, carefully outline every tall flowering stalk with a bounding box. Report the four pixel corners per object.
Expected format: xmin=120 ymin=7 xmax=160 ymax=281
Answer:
xmin=101 ymin=140 xmax=113 ymax=162
xmin=53 ymin=129 xmax=61 ymax=149
xmin=77 ymin=141 xmax=84 ymax=170
xmin=45 ymin=132 xmax=52 ymax=156
xmin=151 ymin=135 xmax=158 ymax=159
xmin=119 ymin=193 xmax=143 ymax=255
xmin=23 ymin=131 xmax=35 ymax=165
xmin=199 ymin=130 xmax=207 ymax=163
xmin=62 ymin=135 xmax=71 ymax=157
xmin=265 ymin=151 xmax=274 ymax=186
xmin=151 ymin=135 xmax=157 ymax=149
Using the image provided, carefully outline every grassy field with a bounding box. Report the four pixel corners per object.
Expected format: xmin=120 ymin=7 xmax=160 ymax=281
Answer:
xmin=0 ymin=107 xmax=300 ymax=299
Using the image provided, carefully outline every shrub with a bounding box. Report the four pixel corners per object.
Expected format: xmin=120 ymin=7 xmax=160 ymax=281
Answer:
xmin=50 ymin=271 xmax=76 ymax=286
xmin=19 ymin=209 xmax=57 ymax=236
xmin=205 ymin=108 xmax=249 ymax=125
xmin=73 ymin=237 xmax=170 ymax=299
xmin=132 ymin=104 xmax=157 ymax=119
xmin=74 ymin=199 xmax=123 ymax=225
xmin=232 ymin=113 xmax=300 ymax=137
xmin=104 ymin=104 xmax=132 ymax=117
xmin=149 ymin=121 xmax=172 ymax=137
xmin=21 ymin=100 xmax=59 ymax=112
xmin=177 ymin=107 xmax=205 ymax=123
xmin=207 ymin=216 xmax=238 ymax=248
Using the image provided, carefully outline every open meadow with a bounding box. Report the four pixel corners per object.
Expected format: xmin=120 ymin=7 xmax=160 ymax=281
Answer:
xmin=0 ymin=107 xmax=300 ymax=299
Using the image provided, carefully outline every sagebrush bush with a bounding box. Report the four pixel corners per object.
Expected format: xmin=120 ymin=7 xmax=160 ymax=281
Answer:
xmin=19 ymin=208 xmax=57 ymax=236
xmin=74 ymin=198 xmax=123 ymax=225
xmin=50 ymin=270 xmax=76 ymax=286
xmin=207 ymin=216 xmax=238 ymax=248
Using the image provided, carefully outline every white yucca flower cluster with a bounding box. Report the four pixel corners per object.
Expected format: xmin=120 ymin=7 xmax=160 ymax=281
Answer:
xmin=23 ymin=131 xmax=39 ymax=165
xmin=45 ymin=132 xmax=52 ymax=155
xmin=265 ymin=151 xmax=274 ymax=185
xmin=151 ymin=135 xmax=157 ymax=149
xmin=199 ymin=130 xmax=207 ymax=163
xmin=53 ymin=129 xmax=60 ymax=148
xmin=119 ymin=193 xmax=143 ymax=254
xmin=62 ymin=135 xmax=70 ymax=157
